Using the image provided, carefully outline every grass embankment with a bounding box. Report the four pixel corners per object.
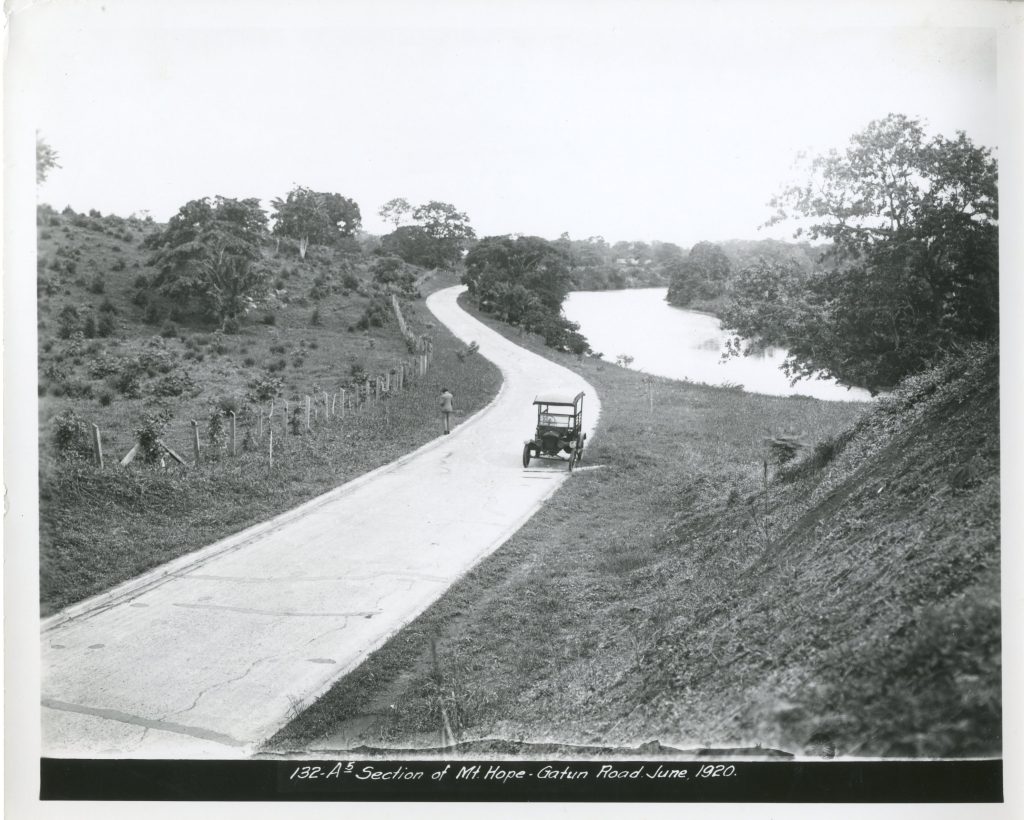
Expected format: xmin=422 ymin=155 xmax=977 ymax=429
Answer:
xmin=270 ymin=303 xmax=997 ymax=759
xmin=37 ymin=209 xmax=502 ymax=614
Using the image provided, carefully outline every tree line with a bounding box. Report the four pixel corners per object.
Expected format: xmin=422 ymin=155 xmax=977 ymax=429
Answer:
xmin=42 ymin=111 xmax=998 ymax=392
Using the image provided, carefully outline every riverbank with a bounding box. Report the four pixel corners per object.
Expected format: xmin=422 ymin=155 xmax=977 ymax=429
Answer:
xmin=271 ymin=298 xmax=979 ymax=756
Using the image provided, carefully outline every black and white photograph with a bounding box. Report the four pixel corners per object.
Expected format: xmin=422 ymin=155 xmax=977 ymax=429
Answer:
xmin=4 ymin=0 xmax=1022 ymax=815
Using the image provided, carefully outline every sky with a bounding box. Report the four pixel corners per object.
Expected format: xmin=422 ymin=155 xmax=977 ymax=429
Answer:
xmin=12 ymin=0 xmax=1003 ymax=247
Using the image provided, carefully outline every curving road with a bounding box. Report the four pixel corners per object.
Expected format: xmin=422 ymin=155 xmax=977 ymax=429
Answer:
xmin=41 ymin=285 xmax=599 ymax=757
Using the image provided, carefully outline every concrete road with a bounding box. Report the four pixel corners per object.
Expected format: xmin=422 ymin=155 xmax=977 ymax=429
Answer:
xmin=41 ymin=285 xmax=599 ymax=758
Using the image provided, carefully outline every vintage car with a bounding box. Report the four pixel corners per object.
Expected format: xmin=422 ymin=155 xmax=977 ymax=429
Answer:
xmin=522 ymin=391 xmax=586 ymax=470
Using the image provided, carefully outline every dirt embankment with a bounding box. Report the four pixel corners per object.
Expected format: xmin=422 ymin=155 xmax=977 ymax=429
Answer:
xmin=269 ymin=305 xmax=999 ymax=759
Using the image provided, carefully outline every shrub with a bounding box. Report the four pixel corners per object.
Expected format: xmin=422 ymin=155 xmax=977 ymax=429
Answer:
xmin=82 ymin=315 xmax=98 ymax=338
xmin=262 ymin=313 xmax=277 ymax=325
xmin=38 ymin=276 xmax=59 ymax=296
xmin=98 ymin=298 xmax=117 ymax=314
xmin=215 ymin=395 xmax=242 ymax=415
xmin=159 ymin=321 xmax=178 ymax=338
xmin=132 ymin=290 xmax=149 ymax=307
xmin=355 ymin=296 xmax=390 ymax=330
xmin=52 ymin=409 xmax=92 ymax=460
xmin=151 ymin=370 xmax=197 ymax=398
xmin=206 ymin=410 xmax=226 ymax=455
xmin=97 ymin=314 xmax=116 ymax=337
xmin=243 ymin=356 xmax=257 ymax=367
xmin=98 ymin=391 xmax=113 ymax=406
xmin=111 ymin=258 xmax=127 ymax=271
xmin=247 ymin=375 xmax=283 ymax=401
xmin=134 ymin=408 xmax=172 ymax=463
xmin=310 ymin=308 xmax=321 ymax=326
xmin=87 ymin=354 xmax=120 ymax=379
xmin=145 ymin=304 xmax=163 ymax=324
xmin=57 ymin=306 xmax=80 ymax=339
xmin=342 ymin=272 xmax=360 ymax=290
xmin=43 ymin=361 xmax=69 ymax=384
xmin=134 ymin=274 xmax=150 ymax=288
xmin=268 ymin=358 xmax=287 ymax=373
xmin=222 ymin=317 xmax=240 ymax=334
xmin=89 ymin=275 xmax=105 ymax=294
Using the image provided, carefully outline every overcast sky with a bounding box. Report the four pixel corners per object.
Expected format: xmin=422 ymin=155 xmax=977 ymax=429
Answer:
xmin=15 ymin=0 xmax=1002 ymax=247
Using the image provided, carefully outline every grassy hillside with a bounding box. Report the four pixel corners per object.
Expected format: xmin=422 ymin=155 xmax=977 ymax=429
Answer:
xmin=268 ymin=304 xmax=998 ymax=759
xmin=36 ymin=206 xmax=502 ymax=615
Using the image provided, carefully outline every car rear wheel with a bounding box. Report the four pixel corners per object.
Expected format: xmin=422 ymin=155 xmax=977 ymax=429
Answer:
xmin=522 ymin=443 xmax=532 ymax=468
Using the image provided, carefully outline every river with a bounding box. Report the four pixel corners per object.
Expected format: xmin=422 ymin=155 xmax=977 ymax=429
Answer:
xmin=563 ymin=288 xmax=871 ymax=402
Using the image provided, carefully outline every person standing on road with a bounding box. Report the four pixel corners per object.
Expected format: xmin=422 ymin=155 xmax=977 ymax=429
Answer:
xmin=440 ymin=387 xmax=454 ymax=434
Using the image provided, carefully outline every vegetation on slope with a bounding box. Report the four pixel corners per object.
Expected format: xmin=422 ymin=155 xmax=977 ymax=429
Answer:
xmin=36 ymin=207 xmax=502 ymax=614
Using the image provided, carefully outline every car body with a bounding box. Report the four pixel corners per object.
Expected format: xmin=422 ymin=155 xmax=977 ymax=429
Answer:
xmin=522 ymin=391 xmax=586 ymax=470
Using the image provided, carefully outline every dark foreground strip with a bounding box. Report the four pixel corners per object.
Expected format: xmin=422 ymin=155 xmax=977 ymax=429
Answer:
xmin=41 ymin=758 xmax=1001 ymax=802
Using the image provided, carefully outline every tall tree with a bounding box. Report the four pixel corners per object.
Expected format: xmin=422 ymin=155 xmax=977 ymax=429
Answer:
xmin=36 ymin=133 xmax=60 ymax=184
xmin=378 ymin=197 xmax=412 ymax=229
xmin=144 ymin=196 xmax=270 ymax=326
xmin=271 ymin=186 xmax=361 ymax=259
xmin=411 ymin=200 xmax=476 ymax=268
xmin=724 ymin=114 xmax=998 ymax=392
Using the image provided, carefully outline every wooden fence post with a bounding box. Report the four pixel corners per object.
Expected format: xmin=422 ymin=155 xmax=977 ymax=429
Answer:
xmin=341 ymin=389 xmax=346 ymax=418
xmin=230 ymin=411 xmax=237 ymax=456
xmin=269 ymin=428 xmax=274 ymax=471
xmin=191 ymin=420 xmax=201 ymax=465
xmin=324 ymin=390 xmax=330 ymax=419
xmin=91 ymin=424 xmax=104 ymax=469
xmin=305 ymin=395 xmax=311 ymax=431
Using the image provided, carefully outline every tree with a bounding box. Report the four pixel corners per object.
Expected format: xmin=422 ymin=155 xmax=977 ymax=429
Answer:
xmin=723 ymin=114 xmax=998 ymax=392
xmin=410 ymin=200 xmax=476 ymax=269
xmin=378 ymin=197 xmax=412 ymax=229
xmin=463 ymin=235 xmax=573 ymax=312
xmin=271 ymin=186 xmax=361 ymax=259
xmin=666 ymin=241 xmax=732 ymax=306
xmin=463 ymin=235 xmax=587 ymax=352
xmin=144 ymin=196 xmax=270 ymax=326
xmin=36 ymin=133 xmax=60 ymax=184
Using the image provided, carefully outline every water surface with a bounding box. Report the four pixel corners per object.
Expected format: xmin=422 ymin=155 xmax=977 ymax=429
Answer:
xmin=563 ymin=288 xmax=871 ymax=402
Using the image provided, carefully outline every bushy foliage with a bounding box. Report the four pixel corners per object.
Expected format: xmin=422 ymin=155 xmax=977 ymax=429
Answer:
xmin=666 ymin=241 xmax=732 ymax=306
xmin=151 ymin=370 xmax=198 ymax=398
xmin=463 ymin=235 xmax=589 ymax=353
xmin=371 ymin=256 xmax=417 ymax=293
xmin=271 ymin=186 xmax=362 ymax=247
xmin=379 ymin=201 xmax=475 ymax=269
xmin=134 ymin=408 xmax=172 ymax=463
xmin=144 ymin=196 xmax=270 ymax=326
xmin=356 ymin=295 xmax=391 ymax=330
xmin=247 ymin=374 xmax=284 ymax=402
xmin=52 ymin=409 xmax=91 ymax=460
xmin=724 ymin=114 xmax=998 ymax=393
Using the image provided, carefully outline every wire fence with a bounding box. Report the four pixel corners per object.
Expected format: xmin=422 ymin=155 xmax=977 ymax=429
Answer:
xmin=84 ymin=341 xmax=436 ymax=472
